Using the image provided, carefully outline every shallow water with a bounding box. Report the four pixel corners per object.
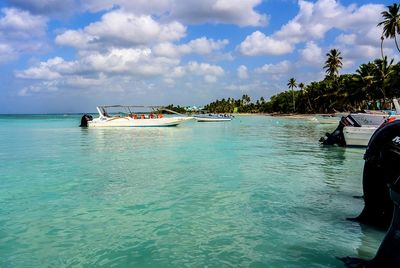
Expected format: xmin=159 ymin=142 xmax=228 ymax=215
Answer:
xmin=0 ymin=115 xmax=384 ymax=267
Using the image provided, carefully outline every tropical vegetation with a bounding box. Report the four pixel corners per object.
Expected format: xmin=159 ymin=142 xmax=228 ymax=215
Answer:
xmin=201 ymin=4 xmax=400 ymax=114
xmin=200 ymin=56 xmax=400 ymax=114
xmin=166 ymin=4 xmax=400 ymax=115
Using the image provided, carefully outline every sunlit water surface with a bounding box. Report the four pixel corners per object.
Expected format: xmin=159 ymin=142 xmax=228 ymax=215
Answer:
xmin=0 ymin=115 xmax=384 ymax=267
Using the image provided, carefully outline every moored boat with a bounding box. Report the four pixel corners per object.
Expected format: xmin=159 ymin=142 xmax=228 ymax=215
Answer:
xmin=194 ymin=113 xmax=233 ymax=122
xmin=342 ymin=125 xmax=377 ymax=147
xmin=80 ymin=105 xmax=193 ymax=127
xmin=320 ymin=99 xmax=400 ymax=147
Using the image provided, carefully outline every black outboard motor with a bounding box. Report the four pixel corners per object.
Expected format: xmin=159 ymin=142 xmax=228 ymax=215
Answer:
xmin=80 ymin=114 xmax=93 ymax=127
xmin=350 ymin=120 xmax=400 ymax=229
xmin=320 ymin=115 xmax=361 ymax=146
xmin=341 ymin=120 xmax=400 ymax=267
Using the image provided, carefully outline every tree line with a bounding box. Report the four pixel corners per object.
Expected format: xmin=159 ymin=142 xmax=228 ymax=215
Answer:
xmin=166 ymin=4 xmax=400 ymax=114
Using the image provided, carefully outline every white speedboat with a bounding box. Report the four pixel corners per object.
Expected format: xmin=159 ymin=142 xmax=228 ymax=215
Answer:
xmin=321 ymin=99 xmax=400 ymax=147
xmin=194 ymin=113 xmax=233 ymax=122
xmin=343 ymin=125 xmax=378 ymax=147
xmin=80 ymin=105 xmax=193 ymax=127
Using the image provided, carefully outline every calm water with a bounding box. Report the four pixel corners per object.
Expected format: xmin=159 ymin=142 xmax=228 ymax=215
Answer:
xmin=0 ymin=115 xmax=385 ymax=267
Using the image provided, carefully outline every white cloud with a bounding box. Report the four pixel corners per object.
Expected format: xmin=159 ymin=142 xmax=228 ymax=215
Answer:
xmin=0 ymin=7 xmax=46 ymax=37
xmin=170 ymin=61 xmax=226 ymax=83
xmin=237 ymin=65 xmax=248 ymax=79
xmin=81 ymin=0 xmax=172 ymax=14
xmin=16 ymin=57 xmax=64 ymax=79
xmin=0 ymin=8 xmax=48 ymax=63
xmin=335 ymin=34 xmax=356 ymax=45
xmin=299 ymin=41 xmax=323 ymax=65
xmin=153 ymin=37 xmax=228 ymax=58
xmin=187 ymin=61 xmax=224 ymax=76
xmin=204 ymin=75 xmax=217 ymax=83
xmin=56 ymin=10 xmax=186 ymax=49
xmin=18 ymin=80 xmax=59 ymax=96
xmin=342 ymin=45 xmax=381 ymax=62
xmin=0 ymin=43 xmax=17 ymax=63
xmin=81 ymin=0 xmax=267 ymax=27
xmin=18 ymin=48 xmax=183 ymax=80
xmin=237 ymin=31 xmax=294 ymax=56
xmin=168 ymin=66 xmax=186 ymax=78
xmin=181 ymin=37 xmax=228 ymax=54
xmin=238 ymin=0 xmax=385 ymax=58
xmin=255 ymin=60 xmax=291 ymax=75
xmin=171 ymin=0 xmax=267 ymax=26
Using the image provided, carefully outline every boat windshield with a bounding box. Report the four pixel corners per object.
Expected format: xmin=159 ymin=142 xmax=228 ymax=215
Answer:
xmin=96 ymin=105 xmax=184 ymax=118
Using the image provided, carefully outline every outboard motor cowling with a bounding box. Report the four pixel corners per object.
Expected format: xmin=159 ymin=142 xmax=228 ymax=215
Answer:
xmin=341 ymin=120 xmax=400 ymax=267
xmin=320 ymin=115 xmax=361 ymax=146
xmin=351 ymin=120 xmax=400 ymax=229
xmin=80 ymin=114 xmax=93 ymax=127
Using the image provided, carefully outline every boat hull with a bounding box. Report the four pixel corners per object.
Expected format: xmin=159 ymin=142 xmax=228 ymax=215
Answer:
xmin=88 ymin=116 xmax=193 ymax=127
xmin=343 ymin=126 xmax=377 ymax=147
xmin=195 ymin=118 xmax=232 ymax=122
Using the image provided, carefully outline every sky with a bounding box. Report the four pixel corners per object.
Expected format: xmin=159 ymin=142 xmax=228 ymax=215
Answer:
xmin=0 ymin=0 xmax=397 ymax=113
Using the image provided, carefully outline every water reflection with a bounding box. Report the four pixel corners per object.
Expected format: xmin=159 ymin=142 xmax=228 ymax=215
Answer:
xmin=318 ymin=146 xmax=346 ymax=189
xmin=355 ymin=224 xmax=385 ymax=260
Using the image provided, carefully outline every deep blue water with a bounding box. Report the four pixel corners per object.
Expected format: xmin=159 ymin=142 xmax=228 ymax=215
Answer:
xmin=0 ymin=115 xmax=384 ymax=267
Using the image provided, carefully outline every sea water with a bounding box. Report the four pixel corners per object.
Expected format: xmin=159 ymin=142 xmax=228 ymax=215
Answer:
xmin=0 ymin=115 xmax=385 ymax=267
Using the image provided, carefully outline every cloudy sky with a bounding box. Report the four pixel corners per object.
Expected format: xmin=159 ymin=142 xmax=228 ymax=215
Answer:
xmin=0 ymin=0 xmax=397 ymax=113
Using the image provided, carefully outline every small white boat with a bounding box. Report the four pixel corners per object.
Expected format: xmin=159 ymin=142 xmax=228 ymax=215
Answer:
xmin=343 ymin=125 xmax=377 ymax=147
xmin=321 ymin=99 xmax=400 ymax=147
xmin=194 ymin=114 xmax=233 ymax=122
xmin=80 ymin=105 xmax=193 ymax=127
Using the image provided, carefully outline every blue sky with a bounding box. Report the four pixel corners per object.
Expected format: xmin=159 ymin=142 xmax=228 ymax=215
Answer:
xmin=0 ymin=0 xmax=397 ymax=113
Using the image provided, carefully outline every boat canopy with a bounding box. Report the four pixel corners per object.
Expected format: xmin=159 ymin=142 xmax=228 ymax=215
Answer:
xmin=96 ymin=105 xmax=184 ymax=117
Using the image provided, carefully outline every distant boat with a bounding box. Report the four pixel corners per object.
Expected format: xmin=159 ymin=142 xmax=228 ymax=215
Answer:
xmin=80 ymin=105 xmax=193 ymax=127
xmin=343 ymin=99 xmax=400 ymax=146
xmin=194 ymin=113 xmax=233 ymax=122
xmin=321 ymin=99 xmax=400 ymax=147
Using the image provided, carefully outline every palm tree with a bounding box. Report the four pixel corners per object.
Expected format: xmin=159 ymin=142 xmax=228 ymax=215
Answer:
xmin=287 ymin=78 xmax=297 ymax=112
xmin=355 ymin=63 xmax=375 ymax=107
xmin=378 ymin=3 xmax=400 ymax=54
xmin=372 ymin=56 xmax=394 ymax=107
xmin=324 ymin=49 xmax=343 ymax=78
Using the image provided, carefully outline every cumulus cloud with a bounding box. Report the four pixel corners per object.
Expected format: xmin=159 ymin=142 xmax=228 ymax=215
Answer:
xmin=18 ymin=80 xmax=59 ymax=96
xmin=254 ymin=60 xmax=293 ymax=80
xmin=153 ymin=37 xmax=228 ymax=58
xmin=186 ymin=61 xmax=224 ymax=83
xmin=237 ymin=31 xmax=294 ymax=56
xmin=237 ymin=65 xmax=248 ymax=79
xmin=0 ymin=8 xmax=48 ymax=63
xmin=299 ymin=41 xmax=323 ymax=65
xmin=56 ymin=10 xmax=186 ymax=49
xmin=335 ymin=34 xmax=356 ymax=45
xmin=0 ymin=43 xmax=17 ymax=63
xmin=238 ymin=0 xmax=385 ymax=59
xmin=17 ymin=48 xmax=182 ymax=80
xmin=170 ymin=0 xmax=267 ymax=26
xmin=16 ymin=57 xmax=64 ymax=79
xmin=0 ymin=7 xmax=47 ymax=37
xmin=81 ymin=0 xmax=267 ymax=27
xmin=12 ymin=0 xmax=266 ymax=26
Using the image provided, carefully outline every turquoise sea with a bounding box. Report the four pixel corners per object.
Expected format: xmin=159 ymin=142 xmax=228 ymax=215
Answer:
xmin=0 ymin=115 xmax=385 ymax=267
